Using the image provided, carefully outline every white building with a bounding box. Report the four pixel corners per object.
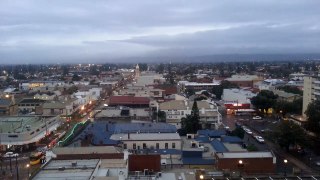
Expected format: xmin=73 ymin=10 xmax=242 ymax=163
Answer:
xmin=159 ymin=100 xmax=222 ymax=129
xmin=135 ymin=72 xmax=165 ymax=86
xmin=303 ymin=75 xmax=320 ymax=116
xmin=177 ymin=81 xmax=220 ymax=93
xmin=20 ymin=81 xmax=65 ymax=92
xmin=222 ymin=88 xmax=256 ymax=105
xmin=110 ymin=133 xmax=182 ymax=150
xmin=118 ymin=85 xmax=164 ymax=98
xmin=74 ymin=87 xmax=102 ymax=105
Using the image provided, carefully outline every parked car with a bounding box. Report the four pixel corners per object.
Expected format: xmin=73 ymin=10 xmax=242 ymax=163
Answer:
xmin=316 ymin=161 xmax=320 ymax=166
xmin=252 ymin=116 xmax=262 ymax=120
xmin=244 ymin=128 xmax=253 ymax=134
xmin=4 ymin=152 xmax=19 ymax=158
xmin=254 ymin=136 xmax=265 ymax=143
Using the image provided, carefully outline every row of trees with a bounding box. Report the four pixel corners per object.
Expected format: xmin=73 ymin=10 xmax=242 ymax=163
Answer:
xmin=251 ymin=90 xmax=320 ymax=136
xmin=251 ymin=90 xmax=302 ymax=115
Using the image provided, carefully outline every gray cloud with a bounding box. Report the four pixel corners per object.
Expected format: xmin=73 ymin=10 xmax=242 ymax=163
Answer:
xmin=0 ymin=0 xmax=320 ymax=63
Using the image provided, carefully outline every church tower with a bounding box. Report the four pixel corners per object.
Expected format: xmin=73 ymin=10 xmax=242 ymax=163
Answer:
xmin=135 ymin=64 xmax=140 ymax=79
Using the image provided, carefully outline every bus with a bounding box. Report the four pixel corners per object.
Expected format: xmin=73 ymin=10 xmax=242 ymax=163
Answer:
xmin=30 ymin=152 xmax=46 ymax=165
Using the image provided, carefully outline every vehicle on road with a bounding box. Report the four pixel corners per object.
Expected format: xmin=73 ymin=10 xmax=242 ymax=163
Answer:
xmin=244 ymin=128 xmax=253 ymax=134
xmin=4 ymin=152 xmax=19 ymax=158
xmin=316 ymin=161 xmax=320 ymax=166
xmin=30 ymin=151 xmax=46 ymax=165
xmin=254 ymin=136 xmax=265 ymax=143
xmin=252 ymin=116 xmax=262 ymax=120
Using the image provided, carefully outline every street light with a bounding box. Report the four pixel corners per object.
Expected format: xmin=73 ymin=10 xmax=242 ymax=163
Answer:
xmin=284 ymin=159 xmax=288 ymax=177
xmin=238 ymin=160 xmax=244 ymax=177
xmin=26 ymin=164 xmax=30 ymax=177
xmin=199 ymin=174 xmax=204 ymax=180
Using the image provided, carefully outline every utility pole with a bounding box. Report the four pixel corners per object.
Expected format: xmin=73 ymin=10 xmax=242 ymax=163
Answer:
xmin=15 ymin=156 xmax=19 ymax=180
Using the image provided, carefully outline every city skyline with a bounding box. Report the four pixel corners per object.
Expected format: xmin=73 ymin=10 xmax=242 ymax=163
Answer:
xmin=1 ymin=0 xmax=320 ymax=63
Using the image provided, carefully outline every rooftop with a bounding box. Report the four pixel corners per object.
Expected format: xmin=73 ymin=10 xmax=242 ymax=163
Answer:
xmin=109 ymin=96 xmax=150 ymax=105
xmin=18 ymin=98 xmax=46 ymax=104
xmin=110 ymin=133 xmax=181 ymax=141
xmin=33 ymin=159 xmax=100 ymax=180
xmin=53 ymin=146 xmax=120 ymax=155
xmin=216 ymin=151 xmax=274 ymax=159
xmin=197 ymin=129 xmax=226 ymax=138
xmin=160 ymin=100 xmax=217 ymax=110
xmin=225 ymin=75 xmax=259 ymax=81
xmin=109 ymin=122 xmax=177 ymax=133
xmin=0 ymin=116 xmax=54 ymax=133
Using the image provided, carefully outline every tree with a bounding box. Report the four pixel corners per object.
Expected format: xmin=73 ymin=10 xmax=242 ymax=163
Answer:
xmin=138 ymin=63 xmax=148 ymax=71
xmin=305 ymin=100 xmax=320 ymax=136
xmin=247 ymin=144 xmax=258 ymax=152
xmin=229 ymin=127 xmax=245 ymax=139
xmin=211 ymin=80 xmax=238 ymax=99
xmin=72 ymin=74 xmax=81 ymax=81
xmin=62 ymin=65 xmax=69 ymax=75
xmin=89 ymin=65 xmax=99 ymax=75
xmin=156 ymin=63 xmax=165 ymax=73
xmin=185 ymin=88 xmax=195 ymax=98
xmin=251 ymin=90 xmax=278 ymax=113
xmin=166 ymin=65 xmax=175 ymax=85
xmin=274 ymin=98 xmax=302 ymax=116
xmin=272 ymin=121 xmax=306 ymax=152
xmin=158 ymin=111 xmax=166 ymax=122
xmin=278 ymin=86 xmax=303 ymax=95
xmin=181 ymin=101 xmax=201 ymax=134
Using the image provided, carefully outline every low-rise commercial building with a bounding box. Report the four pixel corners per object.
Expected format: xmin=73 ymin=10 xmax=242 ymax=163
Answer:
xmin=110 ymin=133 xmax=182 ymax=150
xmin=215 ymin=151 xmax=276 ymax=174
xmin=159 ymin=100 xmax=222 ymax=129
xmin=222 ymin=89 xmax=256 ymax=115
xmin=225 ymin=75 xmax=261 ymax=88
xmin=0 ymin=116 xmax=61 ymax=151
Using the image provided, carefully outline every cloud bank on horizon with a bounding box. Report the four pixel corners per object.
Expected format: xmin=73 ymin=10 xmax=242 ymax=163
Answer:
xmin=1 ymin=0 xmax=320 ymax=63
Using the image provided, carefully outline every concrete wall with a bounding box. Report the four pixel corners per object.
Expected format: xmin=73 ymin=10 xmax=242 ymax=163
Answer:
xmin=123 ymin=139 xmax=181 ymax=150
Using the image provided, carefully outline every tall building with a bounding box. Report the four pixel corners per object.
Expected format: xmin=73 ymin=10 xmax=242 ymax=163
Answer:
xmin=135 ymin=64 xmax=140 ymax=80
xmin=302 ymin=75 xmax=320 ymax=116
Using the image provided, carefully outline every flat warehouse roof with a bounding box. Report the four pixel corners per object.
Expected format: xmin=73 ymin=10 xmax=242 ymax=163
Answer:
xmin=216 ymin=151 xmax=274 ymax=158
xmin=0 ymin=116 xmax=56 ymax=133
xmin=53 ymin=146 xmax=120 ymax=155
xmin=110 ymin=133 xmax=181 ymax=141
xmin=33 ymin=159 xmax=100 ymax=180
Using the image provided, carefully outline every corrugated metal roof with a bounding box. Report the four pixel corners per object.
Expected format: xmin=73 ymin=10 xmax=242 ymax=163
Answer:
xmin=210 ymin=139 xmax=228 ymax=153
xmin=221 ymin=136 xmax=243 ymax=143
xmin=109 ymin=122 xmax=177 ymax=133
xmin=197 ymin=129 xmax=226 ymax=138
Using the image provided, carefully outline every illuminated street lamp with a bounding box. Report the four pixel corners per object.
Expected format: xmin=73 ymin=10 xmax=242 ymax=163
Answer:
xmin=26 ymin=164 xmax=30 ymax=177
xmin=5 ymin=94 xmax=10 ymax=98
xmin=199 ymin=174 xmax=204 ymax=179
xmin=284 ymin=159 xmax=288 ymax=177
xmin=81 ymin=106 xmax=85 ymax=110
xmin=238 ymin=160 xmax=244 ymax=177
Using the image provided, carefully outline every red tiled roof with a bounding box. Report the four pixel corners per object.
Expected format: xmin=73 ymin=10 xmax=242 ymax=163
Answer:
xmin=153 ymin=85 xmax=177 ymax=95
xmin=109 ymin=96 xmax=150 ymax=105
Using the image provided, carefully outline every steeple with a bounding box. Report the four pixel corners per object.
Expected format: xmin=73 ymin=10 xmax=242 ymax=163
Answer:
xmin=135 ymin=64 xmax=140 ymax=79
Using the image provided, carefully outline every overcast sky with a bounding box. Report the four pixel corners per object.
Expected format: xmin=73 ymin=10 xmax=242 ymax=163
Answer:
xmin=1 ymin=0 xmax=320 ymax=63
